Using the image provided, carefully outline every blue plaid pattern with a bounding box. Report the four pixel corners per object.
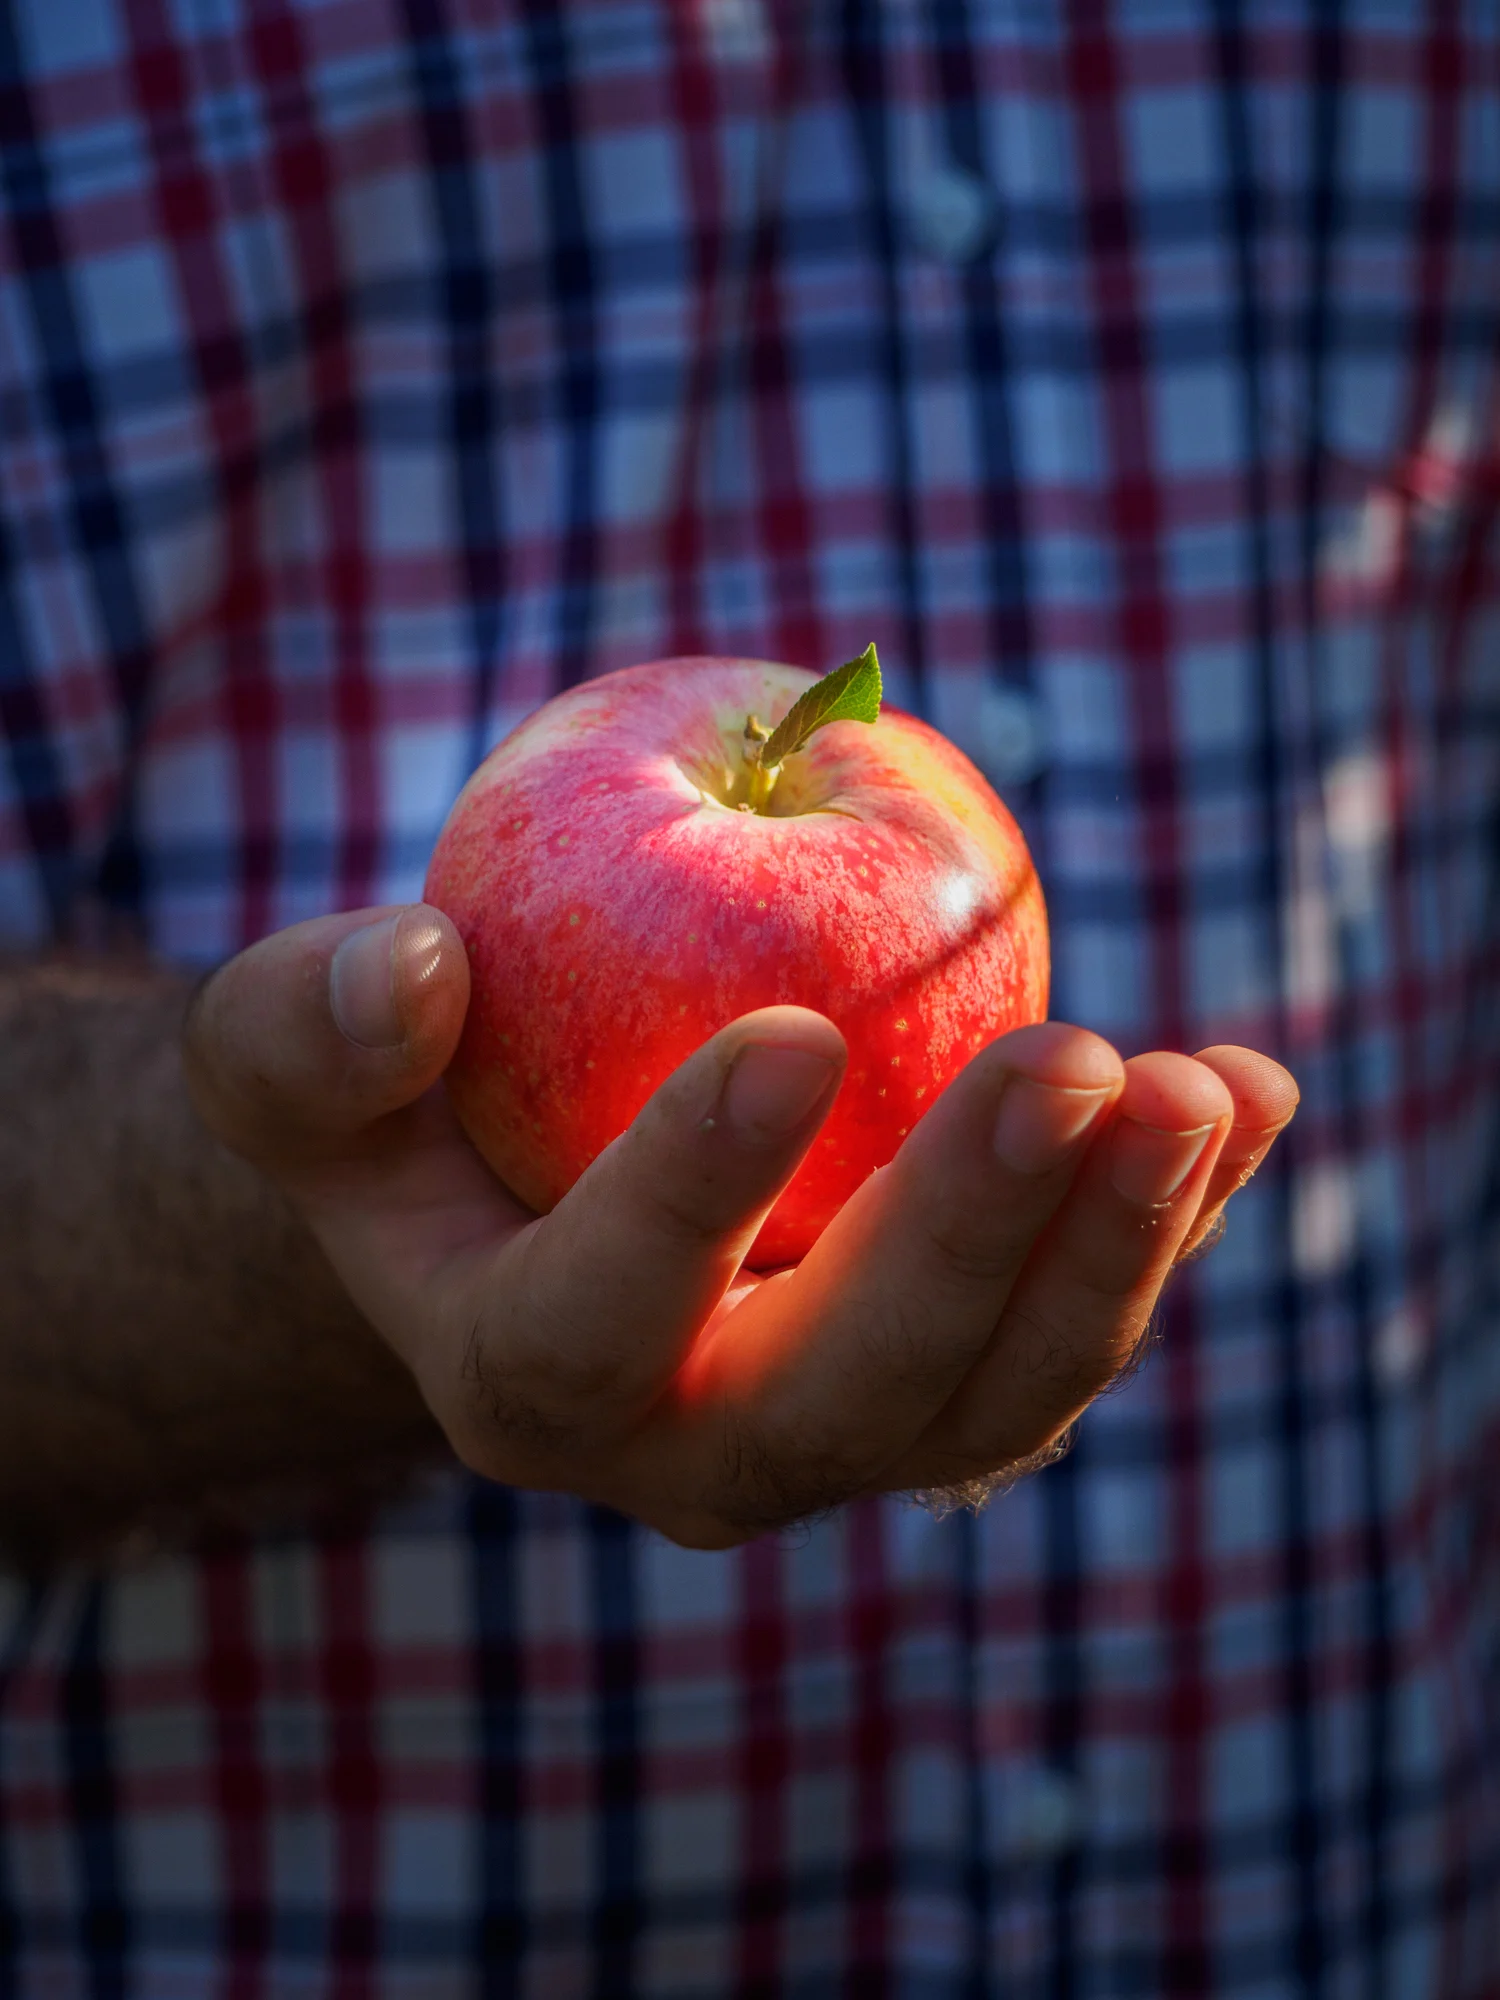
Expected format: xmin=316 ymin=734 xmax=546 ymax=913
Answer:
xmin=2 ymin=0 xmax=1499 ymax=1992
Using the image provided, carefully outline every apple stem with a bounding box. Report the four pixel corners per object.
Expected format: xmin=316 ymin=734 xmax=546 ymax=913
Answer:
xmin=736 ymin=646 xmax=881 ymax=813
xmin=742 ymin=714 xmax=781 ymax=811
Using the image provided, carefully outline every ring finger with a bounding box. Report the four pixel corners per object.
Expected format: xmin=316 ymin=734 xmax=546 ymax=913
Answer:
xmin=883 ymin=1050 xmax=1235 ymax=1492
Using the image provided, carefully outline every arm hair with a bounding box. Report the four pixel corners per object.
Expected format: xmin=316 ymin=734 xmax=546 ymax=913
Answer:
xmin=0 ymin=957 xmax=446 ymax=1573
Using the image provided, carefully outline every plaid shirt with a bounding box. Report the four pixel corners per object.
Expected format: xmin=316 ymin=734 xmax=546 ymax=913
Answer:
xmin=3 ymin=0 xmax=1499 ymax=1992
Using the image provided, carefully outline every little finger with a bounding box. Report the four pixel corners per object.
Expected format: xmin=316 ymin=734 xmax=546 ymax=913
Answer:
xmin=887 ymin=1051 xmax=1233 ymax=1490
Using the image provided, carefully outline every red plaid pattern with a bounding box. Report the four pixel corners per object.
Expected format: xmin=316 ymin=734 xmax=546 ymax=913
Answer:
xmin=3 ymin=0 xmax=1500 ymax=1992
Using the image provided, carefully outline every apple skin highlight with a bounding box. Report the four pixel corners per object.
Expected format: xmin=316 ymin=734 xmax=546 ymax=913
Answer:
xmin=424 ymin=656 xmax=1049 ymax=1268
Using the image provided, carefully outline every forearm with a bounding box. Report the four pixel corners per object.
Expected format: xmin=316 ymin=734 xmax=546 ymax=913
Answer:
xmin=0 ymin=958 xmax=445 ymax=1572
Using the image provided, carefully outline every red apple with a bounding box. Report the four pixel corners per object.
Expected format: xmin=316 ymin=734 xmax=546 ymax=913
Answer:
xmin=424 ymin=652 xmax=1048 ymax=1268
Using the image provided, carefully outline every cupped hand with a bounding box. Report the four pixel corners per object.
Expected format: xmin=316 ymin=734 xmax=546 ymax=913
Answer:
xmin=184 ymin=904 xmax=1297 ymax=1547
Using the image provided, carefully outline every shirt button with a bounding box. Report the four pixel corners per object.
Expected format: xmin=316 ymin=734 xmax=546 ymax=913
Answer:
xmin=977 ymin=683 xmax=1046 ymax=788
xmin=906 ymin=161 xmax=998 ymax=263
xmin=1006 ymin=1766 xmax=1083 ymax=1860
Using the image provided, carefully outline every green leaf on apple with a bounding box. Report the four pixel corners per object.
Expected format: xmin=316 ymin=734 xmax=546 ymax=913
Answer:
xmin=759 ymin=642 xmax=882 ymax=774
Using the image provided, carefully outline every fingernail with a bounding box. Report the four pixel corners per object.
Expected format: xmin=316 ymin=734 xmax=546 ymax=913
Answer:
xmin=1109 ymin=1118 xmax=1215 ymax=1207
xmin=395 ymin=915 xmax=447 ymax=999
xmin=723 ymin=1045 xmax=837 ymax=1142
xmin=992 ymin=1079 xmax=1114 ymax=1174
xmin=330 ymin=915 xmax=403 ymax=1048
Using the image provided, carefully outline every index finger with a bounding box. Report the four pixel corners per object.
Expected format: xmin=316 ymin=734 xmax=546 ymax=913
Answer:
xmin=428 ymin=1008 xmax=846 ymax=1484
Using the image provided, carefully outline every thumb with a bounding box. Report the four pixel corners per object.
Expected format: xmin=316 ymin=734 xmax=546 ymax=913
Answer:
xmin=183 ymin=905 xmax=470 ymax=1169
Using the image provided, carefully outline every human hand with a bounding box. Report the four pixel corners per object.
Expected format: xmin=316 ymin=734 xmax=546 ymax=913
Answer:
xmin=185 ymin=905 xmax=1297 ymax=1545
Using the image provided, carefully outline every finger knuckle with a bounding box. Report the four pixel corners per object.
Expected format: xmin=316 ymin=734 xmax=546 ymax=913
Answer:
xmin=181 ymin=963 xmax=308 ymax=1156
xmin=1000 ymin=1297 xmax=1144 ymax=1408
xmin=446 ymin=1402 xmax=565 ymax=1491
xmin=710 ymin=1410 xmax=867 ymax=1537
xmin=916 ymin=1206 xmax=1021 ymax=1289
xmin=606 ymin=1123 xmax=740 ymax=1254
xmin=466 ymin=1269 xmax=658 ymax=1434
xmin=642 ymin=1180 xmax=734 ymax=1256
xmin=455 ymin=1309 xmax=592 ymax=1465
xmin=1002 ymin=1303 xmax=1082 ymax=1382
xmin=845 ymin=1290 xmax=964 ymax=1405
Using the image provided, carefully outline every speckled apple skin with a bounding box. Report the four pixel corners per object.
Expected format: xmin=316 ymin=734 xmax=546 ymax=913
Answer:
xmin=424 ymin=657 xmax=1049 ymax=1268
